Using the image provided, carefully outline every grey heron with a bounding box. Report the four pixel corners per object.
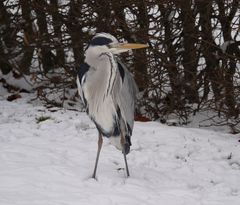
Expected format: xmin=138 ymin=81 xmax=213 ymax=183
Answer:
xmin=76 ymin=33 xmax=148 ymax=178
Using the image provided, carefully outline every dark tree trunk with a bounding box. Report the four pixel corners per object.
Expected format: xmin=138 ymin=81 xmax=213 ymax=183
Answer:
xmin=134 ymin=0 xmax=149 ymax=91
xmin=179 ymin=0 xmax=199 ymax=103
xmin=49 ymin=0 xmax=65 ymax=67
xmin=159 ymin=3 xmax=183 ymax=110
xmin=0 ymin=1 xmax=13 ymax=74
xmin=66 ymin=0 xmax=85 ymax=67
xmin=216 ymin=0 xmax=239 ymax=117
xmin=112 ymin=1 xmax=133 ymax=41
xmin=197 ymin=1 xmax=222 ymax=104
xmin=19 ymin=0 xmax=35 ymax=74
xmin=94 ymin=0 xmax=112 ymax=34
xmin=34 ymin=0 xmax=55 ymax=73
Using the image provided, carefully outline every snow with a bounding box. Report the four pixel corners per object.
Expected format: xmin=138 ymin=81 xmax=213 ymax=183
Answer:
xmin=167 ymin=10 xmax=175 ymax=21
xmin=0 ymin=94 xmax=240 ymax=205
xmin=0 ymin=71 xmax=33 ymax=92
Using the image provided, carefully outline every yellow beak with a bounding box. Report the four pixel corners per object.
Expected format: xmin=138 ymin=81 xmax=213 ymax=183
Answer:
xmin=112 ymin=43 xmax=149 ymax=50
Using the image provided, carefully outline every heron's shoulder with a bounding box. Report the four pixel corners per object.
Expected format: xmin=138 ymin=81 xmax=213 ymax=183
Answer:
xmin=77 ymin=63 xmax=90 ymax=83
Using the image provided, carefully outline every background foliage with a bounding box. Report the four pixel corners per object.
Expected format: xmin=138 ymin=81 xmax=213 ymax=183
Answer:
xmin=1 ymin=0 xmax=240 ymax=131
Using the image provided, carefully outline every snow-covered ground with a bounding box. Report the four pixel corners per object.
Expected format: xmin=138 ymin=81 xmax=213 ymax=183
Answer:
xmin=0 ymin=94 xmax=240 ymax=205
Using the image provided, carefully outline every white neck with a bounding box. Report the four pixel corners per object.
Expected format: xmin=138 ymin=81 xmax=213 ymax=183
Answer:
xmin=84 ymin=46 xmax=110 ymax=68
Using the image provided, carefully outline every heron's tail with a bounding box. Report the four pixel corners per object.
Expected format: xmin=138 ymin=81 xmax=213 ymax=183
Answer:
xmin=109 ymin=135 xmax=132 ymax=154
xmin=109 ymin=136 xmax=122 ymax=150
xmin=124 ymin=135 xmax=131 ymax=155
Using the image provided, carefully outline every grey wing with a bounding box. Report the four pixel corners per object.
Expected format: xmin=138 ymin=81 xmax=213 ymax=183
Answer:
xmin=76 ymin=63 xmax=90 ymax=107
xmin=112 ymin=58 xmax=138 ymax=136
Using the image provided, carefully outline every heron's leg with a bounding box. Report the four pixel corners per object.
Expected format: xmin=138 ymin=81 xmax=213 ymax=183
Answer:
xmin=121 ymin=134 xmax=130 ymax=177
xmin=92 ymin=132 xmax=103 ymax=179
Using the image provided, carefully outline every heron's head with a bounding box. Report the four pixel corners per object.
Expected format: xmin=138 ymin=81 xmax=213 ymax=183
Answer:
xmin=86 ymin=33 xmax=148 ymax=56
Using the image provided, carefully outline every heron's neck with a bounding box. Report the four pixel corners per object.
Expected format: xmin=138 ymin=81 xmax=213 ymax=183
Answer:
xmin=84 ymin=46 xmax=110 ymax=68
xmin=84 ymin=48 xmax=117 ymax=99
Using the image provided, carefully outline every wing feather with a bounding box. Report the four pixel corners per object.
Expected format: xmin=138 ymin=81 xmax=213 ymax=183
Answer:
xmin=112 ymin=58 xmax=138 ymax=136
xmin=76 ymin=63 xmax=90 ymax=107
